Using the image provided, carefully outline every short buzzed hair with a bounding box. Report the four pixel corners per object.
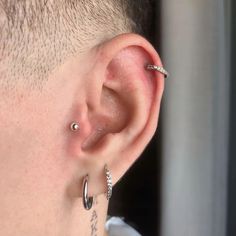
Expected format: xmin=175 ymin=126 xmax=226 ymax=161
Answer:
xmin=0 ymin=0 xmax=153 ymax=89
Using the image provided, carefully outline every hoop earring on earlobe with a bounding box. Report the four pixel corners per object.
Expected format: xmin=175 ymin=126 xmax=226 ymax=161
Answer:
xmin=82 ymin=175 xmax=94 ymax=210
xmin=104 ymin=164 xmax=112 ymax=200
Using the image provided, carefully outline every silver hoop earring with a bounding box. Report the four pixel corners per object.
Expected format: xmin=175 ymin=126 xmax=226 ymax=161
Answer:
xmin=104 ymin=164 xmax=112 ymax=200
xmin=70 ymin=122 xmax=80 ymax=131
xmin=146 ymin=64 xmax=169 ymax=78
xmin=82 ymin=175 xmax=94 ymax=210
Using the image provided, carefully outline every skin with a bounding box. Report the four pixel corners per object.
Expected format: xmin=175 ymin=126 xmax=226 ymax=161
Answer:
xmin=0 ymin=33 xmax=164 ymax=236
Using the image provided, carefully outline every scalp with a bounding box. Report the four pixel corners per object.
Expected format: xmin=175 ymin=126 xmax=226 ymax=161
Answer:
xmin=0 ymin=0 xmax=153 ymax=89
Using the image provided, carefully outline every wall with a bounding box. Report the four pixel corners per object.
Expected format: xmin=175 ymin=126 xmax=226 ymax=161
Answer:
xmin=160 ymin=0 xmax=229 ymax=235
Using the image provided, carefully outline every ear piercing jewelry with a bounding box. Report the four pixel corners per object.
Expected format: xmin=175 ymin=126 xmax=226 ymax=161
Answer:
xmin=104 ymin=164 xmax=112 ymax=200
xmin=146 ymin=64 xmax=169 ymax=78
xmin=82 ymin=175 xmax=94 ymax=210
xmin=82 ymin=164 xmax=113 ymax=210
xmin=70 ymin=122 xmax=80 ymax=131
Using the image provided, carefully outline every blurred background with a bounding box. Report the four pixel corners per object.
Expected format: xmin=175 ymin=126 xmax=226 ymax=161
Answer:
xmin=109 ymin=0 xmax=235 ymax=236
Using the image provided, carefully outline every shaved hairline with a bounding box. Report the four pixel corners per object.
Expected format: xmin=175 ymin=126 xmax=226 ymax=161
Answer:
xmin=0 ymin=0 xmax=152 ymax=90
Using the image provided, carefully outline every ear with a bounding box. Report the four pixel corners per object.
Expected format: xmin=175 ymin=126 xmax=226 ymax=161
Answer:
xmin=70 ymin=33 xmax=165 ymax=196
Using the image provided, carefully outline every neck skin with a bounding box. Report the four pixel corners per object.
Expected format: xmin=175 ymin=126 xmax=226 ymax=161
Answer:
xmin=70 ymin=195 xmax=109 ymax=236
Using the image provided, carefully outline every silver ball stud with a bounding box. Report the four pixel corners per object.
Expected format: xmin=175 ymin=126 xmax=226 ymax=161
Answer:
xmin=70 ymin=122 xmax=80 ymax=131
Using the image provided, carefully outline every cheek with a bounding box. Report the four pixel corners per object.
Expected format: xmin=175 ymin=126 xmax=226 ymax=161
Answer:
xmin=0 ymin=110 xmax=68 ymax=229
xmin=0 ymin=129 xmax=67 ymax=234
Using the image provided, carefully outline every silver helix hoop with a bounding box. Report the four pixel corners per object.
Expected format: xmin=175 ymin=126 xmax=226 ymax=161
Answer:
xmin=82 ymin=175 xmax=94 ymax=210
xmin=146 ymin=64 xmax=169 ymax=78
xmin=104 ymin=164 xmax=112 ymax=200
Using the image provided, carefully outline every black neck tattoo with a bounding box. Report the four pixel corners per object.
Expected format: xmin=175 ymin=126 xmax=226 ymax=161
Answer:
xmin=90 ymin=197 xmax=98 ymax=236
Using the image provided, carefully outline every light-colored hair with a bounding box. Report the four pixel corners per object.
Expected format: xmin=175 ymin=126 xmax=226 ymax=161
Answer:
xmin=0 ymin=0 xmax=152 ymax=89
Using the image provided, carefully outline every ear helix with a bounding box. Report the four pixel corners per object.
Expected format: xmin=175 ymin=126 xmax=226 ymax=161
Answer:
xmin=146 ymin=64 xmax=169 ymax=78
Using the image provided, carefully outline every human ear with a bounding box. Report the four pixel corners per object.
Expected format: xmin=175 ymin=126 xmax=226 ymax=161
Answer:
xmin=70 ymin=33 xmax=165 ymax=196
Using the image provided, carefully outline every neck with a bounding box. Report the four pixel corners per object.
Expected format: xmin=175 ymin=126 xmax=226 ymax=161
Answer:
xmin=74 ymin=195 xmax=109 ymax=236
